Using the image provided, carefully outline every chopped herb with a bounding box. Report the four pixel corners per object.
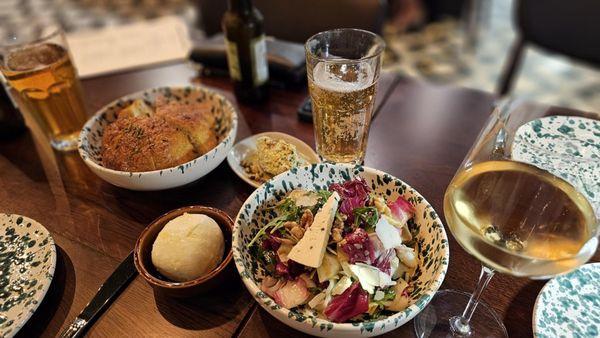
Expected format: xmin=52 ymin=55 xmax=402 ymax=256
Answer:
xmin=250 ymin=244 xmax=277 ymax=275
xmin=353 ymin=206 xmax=379 ymax=232
xmin=247 ymin=198 xmax=302 ymax=248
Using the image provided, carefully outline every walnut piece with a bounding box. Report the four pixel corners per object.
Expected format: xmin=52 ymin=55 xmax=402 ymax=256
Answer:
xmin=300 ymin=209 xmax=314 ymax=228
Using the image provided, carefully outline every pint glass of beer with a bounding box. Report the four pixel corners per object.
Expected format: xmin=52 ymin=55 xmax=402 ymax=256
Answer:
xmin=0 ymin=25 xmax=87 ymax=151
xmin=305 ymin=29 xmax=385 ymax=164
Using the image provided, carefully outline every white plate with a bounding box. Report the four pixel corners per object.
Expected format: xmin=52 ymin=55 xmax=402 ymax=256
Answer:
xmin=227 ymin=132 xmax=320 ymax=188
xmin=0 ymin=214 xmax=56 ymax=338
xmin=533 ymin=263 xmax=600 ymax=338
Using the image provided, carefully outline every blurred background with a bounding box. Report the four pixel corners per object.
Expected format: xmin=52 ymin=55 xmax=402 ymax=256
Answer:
xmin=1 ymin=0 xmax=598 ymax=111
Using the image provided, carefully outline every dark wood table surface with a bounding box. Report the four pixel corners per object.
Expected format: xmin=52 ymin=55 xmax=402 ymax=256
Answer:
xmin=0 ymin=62 xmax=597 ymax=338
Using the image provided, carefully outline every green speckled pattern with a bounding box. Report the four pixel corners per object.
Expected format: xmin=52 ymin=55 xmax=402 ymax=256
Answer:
xmin=512 ymin=115 xmax=600 ymax=216
xmin=0 ymin=214 xmax=56 ymax=338
xmin=232 ymin=163 xmax=449 ymax=337
xmin=533 ymin=263 xmax=600 ymax=338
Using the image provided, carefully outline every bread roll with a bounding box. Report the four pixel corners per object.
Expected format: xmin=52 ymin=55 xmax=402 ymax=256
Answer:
xmin=151 ymin=213 xmax=225 ymax=282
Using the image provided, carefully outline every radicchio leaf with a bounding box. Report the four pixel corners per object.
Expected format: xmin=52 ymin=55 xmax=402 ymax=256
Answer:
xmin=261 ymin=234 xmax=282 ymax=251
xmin=324 ymin=282 xmax=369 ymax=323
xmin=275 ymin=257 xmax=305 ymax=280
xmin=329 ymin=178 xmax=370 ymax=223
xmin=388 ymin=196 xmax=415 ymax=225
xmin=340 ymin=228 xmax=376 ymax=264
xmin=373 ymin=249 xmax=396 ymax=275
xmin=368 ymin=232 xmax=385 ymax=260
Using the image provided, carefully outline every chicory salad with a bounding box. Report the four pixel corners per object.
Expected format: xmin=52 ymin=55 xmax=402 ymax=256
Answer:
xmin=248 ymin=178 xmax=418 ymax=323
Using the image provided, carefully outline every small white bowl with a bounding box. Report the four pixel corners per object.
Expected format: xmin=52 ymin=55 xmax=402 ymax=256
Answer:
xmin=227 ymin=132 xmax=320 ymax=188
xmin=78 ymin=86 xmax=238 ymax=191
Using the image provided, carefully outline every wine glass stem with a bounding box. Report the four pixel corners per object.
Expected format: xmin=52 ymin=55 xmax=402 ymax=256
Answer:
xmin=450 ymin=265 xmax=496 ymax=336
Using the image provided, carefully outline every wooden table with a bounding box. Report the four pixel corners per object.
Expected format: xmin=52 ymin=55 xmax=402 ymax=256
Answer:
xmin=0 ymin=62 xmax=596 ymax=338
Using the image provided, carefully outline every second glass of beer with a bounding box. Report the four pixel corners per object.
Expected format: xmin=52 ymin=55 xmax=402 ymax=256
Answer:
xmin=0 ymin=25 xmax=87 ymax=151
xmin=305 ymin=29 xmax=385 ymax=164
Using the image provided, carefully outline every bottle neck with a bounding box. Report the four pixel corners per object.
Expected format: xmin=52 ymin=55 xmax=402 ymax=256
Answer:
xmin=228 ymin=0 xmax=253 ymax=13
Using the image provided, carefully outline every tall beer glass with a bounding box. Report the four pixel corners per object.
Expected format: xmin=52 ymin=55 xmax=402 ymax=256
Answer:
xmin=0 ymin=25 xmax=87 ymax=151
xmin=305 ymin=29 xmax=384 ymax=164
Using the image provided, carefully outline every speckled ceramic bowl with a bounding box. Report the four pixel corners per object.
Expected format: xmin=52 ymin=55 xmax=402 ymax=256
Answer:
xmin=78 ymin=86 xmax=238 ymax=191
xmin=233 ymin=163 xmax=449 ymax=337
xmin=0 ymin=214 xmax=56 ymax=338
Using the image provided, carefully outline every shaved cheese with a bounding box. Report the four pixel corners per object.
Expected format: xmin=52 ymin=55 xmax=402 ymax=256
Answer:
xmin=349 ymin=263 xmax=396 ymax=294
xmin=288 ymin=192 xmax=340 ymax=268
xmin=340 ymin=261 xmax=353 ymax=277
xmin=375 ymin=216 xmax=403 ymax=250
xmin=331 ymin=276 xmax=353 ymax=296
xmin=396 ymin=244 xmax=418 ymax=268
xmin=317 ymin=252 xmax=341 ymax=282
xmin=308 ymin=292 xmax=326 ymax=309
xmin=287 ymin=189 xmax=321 ymax=208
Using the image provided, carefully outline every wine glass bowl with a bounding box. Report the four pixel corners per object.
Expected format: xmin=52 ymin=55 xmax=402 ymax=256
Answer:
xmin=445 ymin=159 xmax=597 ymax=279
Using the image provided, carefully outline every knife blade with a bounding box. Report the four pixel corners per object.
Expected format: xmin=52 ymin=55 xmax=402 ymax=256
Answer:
xmin=59 ymin=251 xmax=137 ymax=338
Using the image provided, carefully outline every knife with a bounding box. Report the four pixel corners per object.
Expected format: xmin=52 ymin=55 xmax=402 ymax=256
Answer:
xmin=59 ymin=252 xmax=137 ymax=338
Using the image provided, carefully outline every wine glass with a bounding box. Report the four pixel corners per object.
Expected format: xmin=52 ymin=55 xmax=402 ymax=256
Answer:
xmin=414 ymin=99 xmax=600 ymax=337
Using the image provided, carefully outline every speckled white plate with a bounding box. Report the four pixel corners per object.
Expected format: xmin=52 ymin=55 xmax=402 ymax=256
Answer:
xmin=227 ymin=132 xmax=320 ymax=188
xmin=533 ymin=263 xmax=600 ymax=338
xmin=0 ymin=214 xmax=56 ymax=338
xmin=512 ymin=115 xmax=600 ymax=216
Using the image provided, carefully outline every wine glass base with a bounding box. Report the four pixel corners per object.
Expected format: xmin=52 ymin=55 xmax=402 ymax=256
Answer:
xmin=414 ymin=289 xmax=508 ymax=338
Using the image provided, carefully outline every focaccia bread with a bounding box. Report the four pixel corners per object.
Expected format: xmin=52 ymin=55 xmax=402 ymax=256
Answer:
xmin=101 ymin=97 xmax=218 ymax=172
xmin=102 ymin=115 xmax=197 ymax=172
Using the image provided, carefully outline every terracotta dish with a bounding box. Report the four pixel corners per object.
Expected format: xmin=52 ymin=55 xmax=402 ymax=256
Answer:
xmin=134 ymin=206 xmax=234 ymax=297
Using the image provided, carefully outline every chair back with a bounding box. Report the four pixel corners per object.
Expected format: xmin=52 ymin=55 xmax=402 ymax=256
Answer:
xmin=517 ymin=0 xmax=600 ymax=66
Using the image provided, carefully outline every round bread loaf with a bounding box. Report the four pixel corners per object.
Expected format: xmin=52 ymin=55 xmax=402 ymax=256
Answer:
xmin=151 ymin=213 xmax=225 ymax=282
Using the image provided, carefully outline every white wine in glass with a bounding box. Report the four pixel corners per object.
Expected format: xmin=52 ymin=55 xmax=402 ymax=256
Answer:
xmin=414 ymin=99 xmax=599 ymax=337
xmin=445 ymin=160 xmax=597 ymax=278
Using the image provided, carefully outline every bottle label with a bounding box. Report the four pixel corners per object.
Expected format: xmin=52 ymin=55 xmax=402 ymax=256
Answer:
xmin=251 ymin=35 xmax=269 ymax=86
xmin=225 ymin=38 xmax=241 ymax=81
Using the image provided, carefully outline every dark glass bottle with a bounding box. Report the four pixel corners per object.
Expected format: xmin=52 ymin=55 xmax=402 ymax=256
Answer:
xmin=0 ymin=84 xmax=26 ymax=140
xmin=222 ymin=0 xmax=269 ymax=103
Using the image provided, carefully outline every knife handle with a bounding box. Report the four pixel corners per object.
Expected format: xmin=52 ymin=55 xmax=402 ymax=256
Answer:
xmin=59 ymin=317 xmax=87 ymax=338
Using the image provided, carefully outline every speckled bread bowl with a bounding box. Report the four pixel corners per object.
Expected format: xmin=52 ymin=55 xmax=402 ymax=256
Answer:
xmin=233 ymin=163 xmax=449 ymax=337
xmin=78 ymin=86 xmax=238 ymax=191
xmin=134 ymin=206 xmax=234 ymax=298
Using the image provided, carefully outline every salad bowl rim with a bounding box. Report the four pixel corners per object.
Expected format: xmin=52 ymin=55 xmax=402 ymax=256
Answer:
xmin=233 ymin=162 xmax=449 ymax=332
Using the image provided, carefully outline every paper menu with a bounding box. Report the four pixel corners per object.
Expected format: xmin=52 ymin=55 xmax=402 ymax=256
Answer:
xmin=67 ymin=16 xmax=192 ymax=79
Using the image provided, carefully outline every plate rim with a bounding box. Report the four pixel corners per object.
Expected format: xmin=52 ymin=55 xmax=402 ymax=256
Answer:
xmin=0 ymin=213 xmax=57 ymax=338
xmin=532 ymin=262 xmax=600 ymax=338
